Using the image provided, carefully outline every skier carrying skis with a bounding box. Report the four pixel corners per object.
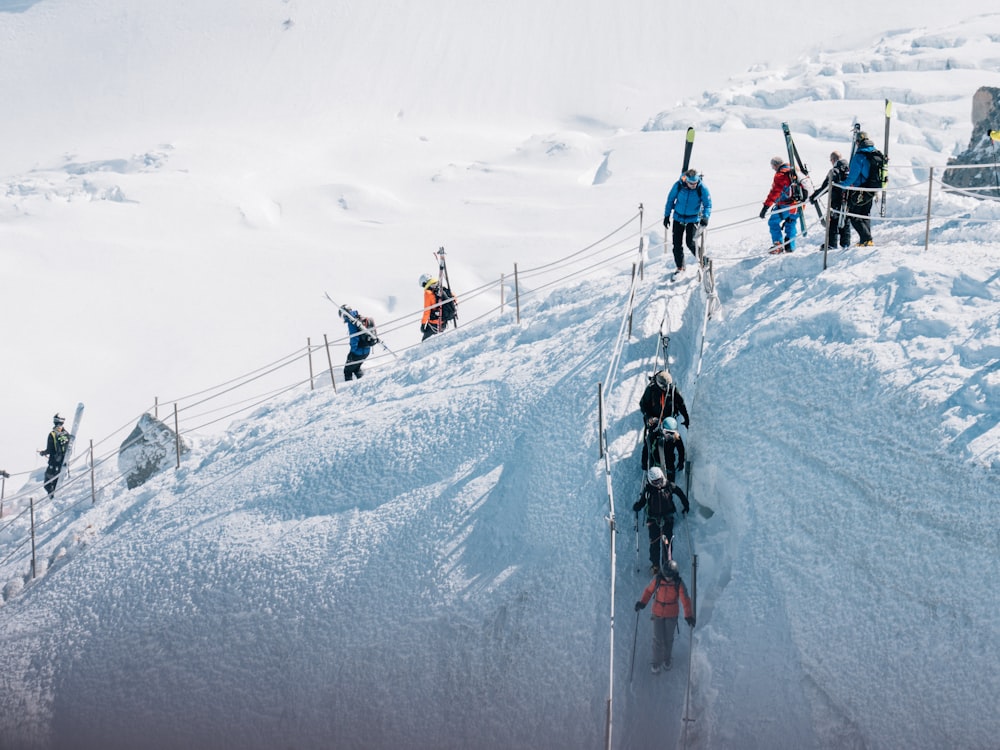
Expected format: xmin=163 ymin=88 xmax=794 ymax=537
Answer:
xmin=641 ymin=416 xmax=685 ymax=482
xmin=635 ymin=559 xmax=695 ymax=674
xmin=760 ymin=156 xmax=800 ymax=254
xmin=38 ymin=413 xmax=71 ymax=497
xmin=632 ymin=466 xmax=689 ymax=572
xmin=839 ymin=131 xmax=878 ymax=247
xmin=419 ymin=274 xmax=457 ymax=340
xmin=663 ymin=168 xmax=712 ymax=274
xmin=639 ymin=370 xmax=690 ymax=429
xmin=338 ymin=305 xmax=377 ymax=381
xmin=810 ymin=151 xmax=852 ymax=250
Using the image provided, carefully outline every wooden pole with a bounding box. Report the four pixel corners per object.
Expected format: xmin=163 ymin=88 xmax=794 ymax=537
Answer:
xmin=307 ymin=337 xmax=315 ymax=391
xmin=89 ymin=440 xmax=96 ymax=504
xmin=924 ymin=166 xmax=934 ymax=252
xmin=323 ymin=334 xmax=337 ymax=391
xmin=30 ymin=497 xmax=37 ymax=579
xmin=514 ymin=263 xmax=521 ymax=324
xmin=174 ymin=403 xmax=181 ymax=469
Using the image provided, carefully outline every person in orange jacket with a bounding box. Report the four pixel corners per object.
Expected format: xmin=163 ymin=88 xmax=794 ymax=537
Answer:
xmin=760 ymin=156 xmax=800 ymax=254
xmin=634 ymin=559 xmax=695 ymax=674
xmin=419 ymin=273 xmax=457 ymax=340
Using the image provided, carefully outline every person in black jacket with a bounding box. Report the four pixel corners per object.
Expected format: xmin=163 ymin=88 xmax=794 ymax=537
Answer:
xmin=38 ymin=413 xmax=71 ymax=497
xmin=639 ymin=370 xmax=690 ymax=429
xmin=632 ymin=466 xmax=689 ymax=571
xmin=641 ymin=416 xmax=685 ymax=482
xmin=810 ymin=151 xmax=851 ymax=250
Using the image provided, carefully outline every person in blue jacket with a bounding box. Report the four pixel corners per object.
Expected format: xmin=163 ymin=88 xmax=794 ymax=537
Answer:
xmin=338 ymin=305 xmax=376 ymax=381
xmin=839 ymin=131 xmax=877 ymax=247
xmin=663 ymin=169 xmax=712 ymax=274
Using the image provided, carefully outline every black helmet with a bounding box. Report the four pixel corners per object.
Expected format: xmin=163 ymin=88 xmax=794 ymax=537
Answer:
xmin=53 ymin=413 xmax=65 ymax=426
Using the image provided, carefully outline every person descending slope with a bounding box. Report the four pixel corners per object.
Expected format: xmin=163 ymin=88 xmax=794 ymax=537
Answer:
xmin=633 ymin=466 xmax=690 ymax=572
xmin=639 ymin=370 xmax=690 ymax=429
xmin=641 ymin=416 xmax=685 ymax=482
xmin=635 ymin=560 xmax=695 ymax=674
xmin=38 ymin=413 xmax=71 ymax=497
xmin=663 ymin=168 xmax=712 ymax=275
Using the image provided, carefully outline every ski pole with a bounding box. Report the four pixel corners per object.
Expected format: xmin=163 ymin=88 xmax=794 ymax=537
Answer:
xmin=628 ymin=607 xmax=640 ymax=683
xmin=634 ymin=510 xmax=640 ymax=572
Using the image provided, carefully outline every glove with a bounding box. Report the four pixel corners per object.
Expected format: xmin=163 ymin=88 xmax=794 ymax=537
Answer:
xmin=635 ymin=601 xmax=645 ymax=612
xmin=682 ymin=505 xmax=690 ymax=515
xmin=682 ymin=418 xmax=690 ymax=429
xmin=809 ymin=196 xmax=818 ymax=206
xmin=632 ymin=501 xmax=643 ymax=512
xmin=662 ymin=216 xmax=670 ymax=229
xmin=759 ymin=205 xmax=768 ymax=219
xmin=699 ymin=218 xmax=708 ymax=227
xmin=685 ymin=616 xmax=696 ymax=628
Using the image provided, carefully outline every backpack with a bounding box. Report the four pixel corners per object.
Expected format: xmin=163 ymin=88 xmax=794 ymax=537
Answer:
xmin=438 ymin=287 xmax=458 ymax=323
xmin=356 ymin=316 xmax=378 ymax=348
xmin=861 ymin=149 xmax=886 ymax=190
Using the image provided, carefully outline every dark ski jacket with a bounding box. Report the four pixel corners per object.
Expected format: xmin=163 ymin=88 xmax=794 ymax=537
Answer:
xmin=344 ymin=309 xmax=373 ymax=357
xmin=41 ymin=427 xmax=70 ymax=469
xmin=664 ymin=176 xmax=712 ymax=224
xmin=639 ymin=381 xmax=690 ymax=427
xmin=634 ymin=480 xmax=689 ymax=519
xmin=645 ymin=428 xmax=685 ymax=474
xmin=813 ymin=158 xmax=850 ymax=203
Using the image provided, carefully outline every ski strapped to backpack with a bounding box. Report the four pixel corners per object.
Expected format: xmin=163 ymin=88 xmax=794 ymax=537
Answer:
xmin=880 ymin=99 xmax=892 ymax=216
xmin=433 ymin=247 xmax=459 ymax=328
xmin=781 ymin=122 xmax=814 ymax=235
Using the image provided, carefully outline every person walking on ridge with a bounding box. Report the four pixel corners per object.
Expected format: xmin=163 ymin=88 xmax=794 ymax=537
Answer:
xmin=38 ymin=413 xmax=71 ymax=498
xmin=663 ymin=169 xmax=712 ymax=274
xmin=338 ymin=305 xmax=377 ymax=381
xmin=839 ymin=131 xmax=878 ymax=247
xmin=810 ymin=151 xmax=852 ymax=250
xmin=760 ymin=156 xmax=800 ymax=254
xmin=635 ymin=559 xmax=695 ymax=674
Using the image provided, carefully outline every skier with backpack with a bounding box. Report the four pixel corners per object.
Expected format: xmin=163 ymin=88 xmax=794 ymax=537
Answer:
xmin=419 ymin=274 xmax=458 ymax=340
xmin=38 ymin=413 xmax=71 ymax=497
xmin=338 ymin=305 xmax=378 ymax=381
xmin=839 ymin=131 xmax=884 ymax=247
xmin=663 ymin=168 xmax=712 ymax=275
xmin=810 ymin=151 xmax=852 ymax=250
xmin=639 ymin=370 xmax=690 ymax=430
xmin=641 ymin=416 xmax=685 ymax=482
xmin=634 ymin=559 xmax=695 ymax=674
xmin=760 ymin=156 xmax=801 ymax=254
xmin=632 ymin=466 xmax=689 ymax=573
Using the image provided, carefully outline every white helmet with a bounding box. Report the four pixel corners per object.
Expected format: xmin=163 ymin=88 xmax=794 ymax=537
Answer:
xmin=419 ymin=273 xmax=436 ymax=288
xmin=663 ymin=559 xmax=679 ymax=577
xmin=647 ymin=466 xmax=666 ymax=486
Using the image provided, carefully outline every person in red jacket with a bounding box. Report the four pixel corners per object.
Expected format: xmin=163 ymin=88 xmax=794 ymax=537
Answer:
xmin=760 ymin=156 xmax=800 ymax=254
xmin=634 ymin=559 xmax=695 ymax=673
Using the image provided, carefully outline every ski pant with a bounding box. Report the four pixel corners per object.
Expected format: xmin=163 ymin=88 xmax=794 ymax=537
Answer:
xmin=847 ymin=193 xmax=874 ymax=244
xmin=344 ymin=351 xmax=368 ymax=381
xmin=671 ymin=221 xmax=699 ymax=269
xmin=44 ymin=465 xmax=60 ymax=497
xmin=651 ymin=616 xmax=679 ymax=668
xmin=768 ymin=207 xmax=798 ymax=251
xmin=646 ymin=515 xmax=675 ymax=569
xmin=826 ymin=192 xmax=851 ymax=248
xmin=421 ymin=321 xmax=444 ymax=341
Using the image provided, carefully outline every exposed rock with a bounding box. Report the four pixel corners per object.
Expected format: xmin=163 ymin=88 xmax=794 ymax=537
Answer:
xmin=118 ymin=413 xmax=189 ymax=489
xmin=942 ymin=86 xmax=1000 ymax=198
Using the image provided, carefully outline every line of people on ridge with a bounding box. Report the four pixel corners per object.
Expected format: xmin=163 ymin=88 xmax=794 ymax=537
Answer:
xmin=758 ymin=129 xmax=881 ymax=255
xmin=335 ymin=274 xmax=458 ymax=381
xmin=632 ymin=368 xmax=695 ymax=675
